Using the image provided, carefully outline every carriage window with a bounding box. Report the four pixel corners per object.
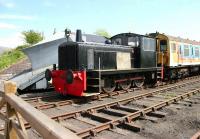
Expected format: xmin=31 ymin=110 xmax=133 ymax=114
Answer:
xmin=191 ymin=46 xmax=193 ymax=55
xmin=184 ymin=45 xmax=189 ymax=57
xmin=160 ymin=40 xmax=167 ymax=51
xmin=142 ymin=37 xmax=156 ymax=51
xmin=171 ymin=43 xmax=176 ymax=53
xmin=113 ymin=38 xmax=122 ymax=45
xmin=128 ymin=37 xmax=139 ymax=47
xmin=195 ymin=47 xmax=199 ymax=57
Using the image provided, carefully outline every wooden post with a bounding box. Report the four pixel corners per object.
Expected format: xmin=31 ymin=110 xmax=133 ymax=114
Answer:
xmin=4 ymin=81 xmax=28 ymax=139
xmin=15 ymin=112 xmax=28 ymax=137
xmin=4 ymin=81 xmax=18 ymax=139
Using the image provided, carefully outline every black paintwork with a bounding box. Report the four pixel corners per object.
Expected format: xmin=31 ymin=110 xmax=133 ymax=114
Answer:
xmin=58 ymin=33 xmax=157 ymax=72
xmin=58 ymin=42 xmax=78 ymax=70
xmin=87 ymin=67 xmax=160 ymax=77
xmin=58 ymin=42 xmax=132 ymax=71
xmin=58 ymin=32 xmax=159 ymax=87
xmin=58 ymin=32 xmax=160 ymax=90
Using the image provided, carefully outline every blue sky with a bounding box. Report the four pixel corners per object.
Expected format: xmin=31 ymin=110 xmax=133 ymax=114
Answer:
xmin=0 ymin=0 xmax=200 ymax=47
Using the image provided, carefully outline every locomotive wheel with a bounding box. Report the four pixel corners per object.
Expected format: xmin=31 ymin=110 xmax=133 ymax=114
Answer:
xmin=102 ymin=79 xmax=116 ymax=93
xmin=150 ymin=78 xmax=157 ymax=87
xmin=45 ymin=69 xmax=52 ymax=81
xmin=119 ymin=80 xmax=131 ymax=90
xmin=134 ymin=79 xmax=144 ymax=88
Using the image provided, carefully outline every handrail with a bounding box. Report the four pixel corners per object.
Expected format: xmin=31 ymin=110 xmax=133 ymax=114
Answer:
xmin=0 ymin=81 xmax=80 ymax=139
xmin=191 ymin=131 xmax=200 ymax=139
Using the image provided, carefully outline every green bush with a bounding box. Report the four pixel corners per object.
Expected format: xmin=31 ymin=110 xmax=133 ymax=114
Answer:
xmin=22 ymin=30 xmax=43 ymax=45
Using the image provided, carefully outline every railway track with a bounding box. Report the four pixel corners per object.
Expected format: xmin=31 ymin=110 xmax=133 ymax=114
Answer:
xmin=75 ymin=95 xmax=199 ymax=138
xmin=21 ymin=75 xmax=200 ymax=110
xmin=48 ymin=81 xmax=200 ymax=138
xmin=0 ymin=75 xmax=199 ymax=139
xmin=21 ymin=76 xmax=199 ymax=110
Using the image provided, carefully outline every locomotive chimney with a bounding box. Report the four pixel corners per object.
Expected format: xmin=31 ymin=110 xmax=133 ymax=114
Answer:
xmin=76 ymin=29 xmax=82 ymax=42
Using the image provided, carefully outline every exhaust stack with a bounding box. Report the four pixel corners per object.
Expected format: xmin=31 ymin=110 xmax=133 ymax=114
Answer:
xmin=76 ymin=29 xmax=82 ymax=42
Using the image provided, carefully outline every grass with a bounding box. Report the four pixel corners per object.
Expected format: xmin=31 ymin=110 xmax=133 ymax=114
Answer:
xmin=161 ymin=92 xmax=177 ymax=99
xmin=0 ymin=45 xmax=29 ymax=72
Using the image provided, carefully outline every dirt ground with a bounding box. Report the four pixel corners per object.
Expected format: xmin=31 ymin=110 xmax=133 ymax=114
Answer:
xmin=139 ymin=103 xmax=200 ymax=139
xmin=0 ymin=58 xmax=31 ymax=75
xmin=0 ymin=58 xmax=31 ymax=91
xmin=92 ymin=99 xmax=200 ymax=139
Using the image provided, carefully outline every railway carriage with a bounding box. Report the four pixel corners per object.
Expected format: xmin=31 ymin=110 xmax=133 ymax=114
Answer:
xmin=45 ymin=30 xmax=160 ymax=96
xmin=149 ymin=32 xmax=200 ymax=79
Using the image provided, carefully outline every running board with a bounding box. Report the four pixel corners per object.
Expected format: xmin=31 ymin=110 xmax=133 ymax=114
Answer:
xmin=82 ymin=92 xmax=100 ymax=97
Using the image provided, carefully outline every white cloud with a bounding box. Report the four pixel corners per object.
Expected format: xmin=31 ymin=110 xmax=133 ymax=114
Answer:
xmin=0 ymin=0 xmax=15 ymax=8
xmin=43 ymin=1 xmax=55 ymax=7
xmin=0 ymin=14 xmax=37 ymax=20
xmin=0 ymin=22 xmax=19 ymax=29
xmin=0 ymin=33 xmax=24 ymax=48
xmin=4 ymin=2 xmax=15 ymax=8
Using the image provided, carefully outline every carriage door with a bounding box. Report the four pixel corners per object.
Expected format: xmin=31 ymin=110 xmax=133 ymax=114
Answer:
xmin=171 ymin=43 xmax=178 ymax=66
xmin=159 ymin=40 xmax=168 ymax=66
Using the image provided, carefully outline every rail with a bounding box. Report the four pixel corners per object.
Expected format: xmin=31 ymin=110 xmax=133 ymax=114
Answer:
xmin=0 ymin=81 xmax=80 ymax=139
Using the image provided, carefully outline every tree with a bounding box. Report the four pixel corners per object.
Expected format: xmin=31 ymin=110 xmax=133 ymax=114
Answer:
xmin=22 ymin=30 xmax=44 ymax=45
xmin=94 ymin=29 xmax=111 ymax=38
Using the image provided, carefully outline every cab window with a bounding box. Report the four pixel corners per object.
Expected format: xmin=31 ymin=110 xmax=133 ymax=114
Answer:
xmin=142 ymin=37 xmax=156 ymax=51
xmin=112 ymin=38 xmax=122 ymax=45
xmin=160 ymin=40 xmax=167 ymax=51
xmin=128 ymin=37 xmax=139 ymax=47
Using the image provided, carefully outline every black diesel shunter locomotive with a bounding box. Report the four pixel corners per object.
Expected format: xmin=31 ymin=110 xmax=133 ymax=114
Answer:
xmin=46 ymin=30 xmax=161 ymax=96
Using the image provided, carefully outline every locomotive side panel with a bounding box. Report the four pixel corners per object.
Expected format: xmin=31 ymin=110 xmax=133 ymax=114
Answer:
xmin=87 ymin=49 xmax=94 ymax=69
xmin=94 ymin=51 xmax=116 ymax=70
xmin=77 ymin=44 xmax=133 ymax=70
xmin=116 ymin=52 xmax=131 ymax=70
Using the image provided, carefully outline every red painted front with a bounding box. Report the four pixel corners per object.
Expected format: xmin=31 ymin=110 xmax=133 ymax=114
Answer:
xmin=51 ymin=70 xmax=86 ymax=96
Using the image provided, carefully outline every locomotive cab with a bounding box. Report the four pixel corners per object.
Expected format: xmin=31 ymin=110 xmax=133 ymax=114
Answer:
xmin=110 ymin=33 xmax=159 ymax=87
xmin=111 ymin=33 xmax=157 ymax=68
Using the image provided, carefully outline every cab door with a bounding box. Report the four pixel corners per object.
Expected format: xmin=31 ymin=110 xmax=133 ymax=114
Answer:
xmin=157 ymin=39 xmax=168 ymax=67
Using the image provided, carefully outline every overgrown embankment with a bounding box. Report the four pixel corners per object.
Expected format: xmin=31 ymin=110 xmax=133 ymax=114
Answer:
xmin=0 ymin=45 xmax=28 ymax=71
